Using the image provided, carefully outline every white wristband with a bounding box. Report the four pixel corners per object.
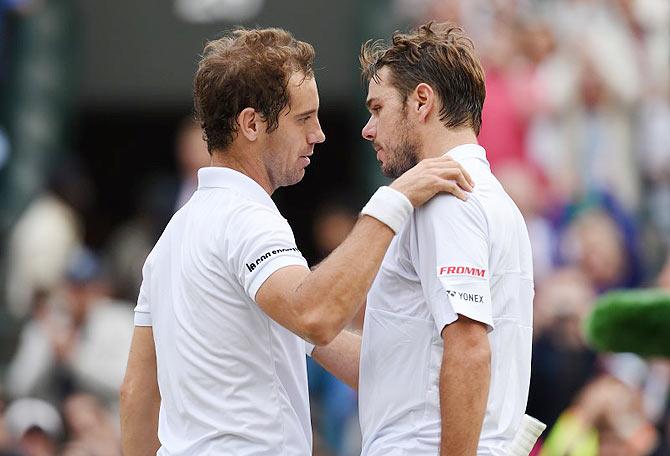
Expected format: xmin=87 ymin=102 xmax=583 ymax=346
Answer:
xmin=360 ymin=186 xmax=413 ymax=234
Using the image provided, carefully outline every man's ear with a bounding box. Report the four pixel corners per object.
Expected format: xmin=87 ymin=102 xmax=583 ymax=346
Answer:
xmin=237 ymin=107 xmax=260 ymax=141
xmin=413 ymin=83 xmax=435 ymax=123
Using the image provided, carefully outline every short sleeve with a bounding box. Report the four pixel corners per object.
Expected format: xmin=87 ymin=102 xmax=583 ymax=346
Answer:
xmin=228 ymin=204 xmax=309 ymax=301
xmin=414 ymin=194 xmax=493 ymax=334
xmin=134 ymin=253 xmax=153 ymax=327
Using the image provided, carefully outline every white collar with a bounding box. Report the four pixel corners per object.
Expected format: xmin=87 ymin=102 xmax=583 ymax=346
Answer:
xmin=197 ymin=167 xmax=277 ymax=209
xmin=443 ymin=143 xmax=489 ymax=167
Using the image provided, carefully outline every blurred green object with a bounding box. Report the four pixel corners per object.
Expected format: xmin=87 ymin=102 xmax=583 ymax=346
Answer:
xmin=585 ymin=289 xmax=670 ymax=357
xmin=539 ymin=412 xmax=598 ymax=456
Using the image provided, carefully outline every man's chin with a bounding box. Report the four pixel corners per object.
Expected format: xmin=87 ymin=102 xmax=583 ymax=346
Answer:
xmin=380 ymin=163 xmax=402 ymax=179
xmin=290 ymin=169 xmax=306 ymax=185
xmin=276 ymin=170 xmax=306 ymax=189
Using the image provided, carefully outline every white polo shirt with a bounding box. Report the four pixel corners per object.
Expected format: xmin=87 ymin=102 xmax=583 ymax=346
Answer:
xmin=359 ymin=144 xmax=534 ymax=456
xmin=134 ymin=167 xmax=313 ymax=455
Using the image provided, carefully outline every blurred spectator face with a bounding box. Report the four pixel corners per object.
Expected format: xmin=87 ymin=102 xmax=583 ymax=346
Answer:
xmin=563 ymin=210 xmax=626 ymax=289
xmin=64 ymin=248 xmax=108 ymax=325
xmin=176 ymin=120 xmax=210 ymax=178
xmin=496 ymin=162 xmax=545 ymax=217
xmin=579 ymin=57 xmax=607 ymax=108
xmin=533 ymin=268 xmax=595 ymax=346
xmin=313 ymin=207 xmax=356 ymax=257
xmin=62 ymin=394 xmax=119 ymax=456
xmin=361 ymin=67 xmax=422 ymax=178
xmin=576 ymin=376 xmax=657 ymax=456
xmin=66 ymin=283 xmax=97 ymax=325
xmin=63 ymin=394 xmax=106 ymax=437
xmin=520 ymin=21 xmax=555 ymax=65
xmin=424 ymin=0 xmax=462 ymax=23
xmin=480 ymin=20 xmax=518 ymax=70
xmin=19 ymin=427 xmax=56 ymax=456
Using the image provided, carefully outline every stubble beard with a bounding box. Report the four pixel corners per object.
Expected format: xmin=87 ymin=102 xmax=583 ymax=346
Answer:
xmin=265 ymin=135 xmax=305 ymax=190
xmin=381 ymin=120 xmax=421 ymax=179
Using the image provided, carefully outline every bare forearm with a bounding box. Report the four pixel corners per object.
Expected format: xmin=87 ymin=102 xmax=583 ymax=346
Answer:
xmin=120 ymin=389 xmax=161 ymax=456
xmin=295 ymin=216 xmax=393 ymax=341
xmin=440 ymin=321 xmax=491 ymax=455
xmin=121 ymin=327 xmax=161 ymax=456
xmin=311 ymin=329 xmax=361 ymax=390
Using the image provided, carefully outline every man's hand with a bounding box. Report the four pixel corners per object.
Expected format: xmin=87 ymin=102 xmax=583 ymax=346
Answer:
xmin=390 ymin=156 xmax=474 ymax=206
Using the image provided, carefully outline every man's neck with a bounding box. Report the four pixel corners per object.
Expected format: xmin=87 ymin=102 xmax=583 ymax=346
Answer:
xmin=209 ymin=148 xmax=275 ymax=195
xmin=420 ymin=128 xmax=479 ymax=160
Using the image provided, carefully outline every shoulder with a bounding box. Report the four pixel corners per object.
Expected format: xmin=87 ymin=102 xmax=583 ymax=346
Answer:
xmin=417 ymin=191 xmax=487 ymax=228
xmin=231 ymin=199 xmax=292 ymax=234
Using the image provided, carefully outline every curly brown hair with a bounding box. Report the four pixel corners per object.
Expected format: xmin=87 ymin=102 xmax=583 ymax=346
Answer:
xmin=194 ymin=28 xmax=315 ymax=153
xmin=360 ymin=22 xmax=486 ymax=135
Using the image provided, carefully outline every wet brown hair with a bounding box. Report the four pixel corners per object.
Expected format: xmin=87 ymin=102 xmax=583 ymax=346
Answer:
xmin=360 ymin=22 xmax=486 ymax=134
xmin=194 ymin=28 xmax=315 ymax=153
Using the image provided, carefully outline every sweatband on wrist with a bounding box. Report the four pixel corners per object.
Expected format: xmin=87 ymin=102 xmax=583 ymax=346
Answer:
xmin=360 ymin=186 xmax=413 ymax=234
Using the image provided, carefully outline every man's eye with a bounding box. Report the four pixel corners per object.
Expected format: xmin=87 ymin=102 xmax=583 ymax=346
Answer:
xmin=372 ymin=106 xmax=381 ymax=113
xmin=300 ymin=116 xmax=311 ymax=122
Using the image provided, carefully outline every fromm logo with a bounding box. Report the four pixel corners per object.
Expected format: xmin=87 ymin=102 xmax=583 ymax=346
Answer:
xmin=438 ymin=266 xmax=486 ymax=278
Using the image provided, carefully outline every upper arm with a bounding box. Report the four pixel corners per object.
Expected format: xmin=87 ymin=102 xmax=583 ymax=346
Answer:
xmin=441 ymin=315 xmax=490 ymax=351
xmin=415 ymin=195 xmax=493 ymax=335
xmin=254 ymin=265 xmax=311 ymax=337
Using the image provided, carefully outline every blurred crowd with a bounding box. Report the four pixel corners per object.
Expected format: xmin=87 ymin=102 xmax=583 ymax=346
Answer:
xmin=392 ymin=1 xmax=670 ymax=455
xmin=1 ymin=0 xmax=669 ymax=455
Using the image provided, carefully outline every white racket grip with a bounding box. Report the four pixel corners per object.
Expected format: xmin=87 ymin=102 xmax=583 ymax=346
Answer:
xmin=506 ymin=414 xmax=546 ymax=456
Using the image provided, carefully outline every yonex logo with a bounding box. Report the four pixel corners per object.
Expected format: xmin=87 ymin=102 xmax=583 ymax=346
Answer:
xmin=437 ymin=265 xmax=486 ymax=278
xmin=445 ymin=289 xmax=484 ymax=303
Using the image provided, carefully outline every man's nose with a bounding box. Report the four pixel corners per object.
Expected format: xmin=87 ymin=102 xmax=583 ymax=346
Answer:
xmin=361 ymin=116 xmax=375 ymax=141
xmin=308 ymin=120 xmax=326 ymax=144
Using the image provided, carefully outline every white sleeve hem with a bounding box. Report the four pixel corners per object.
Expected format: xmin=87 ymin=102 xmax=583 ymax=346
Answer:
xmin=134 ymin=310 xmax=152 ymax=327
xmin=249 ymin=255 xmax=309 ymax=300
xmin=438 ymin=312 xmax=494 ymax=335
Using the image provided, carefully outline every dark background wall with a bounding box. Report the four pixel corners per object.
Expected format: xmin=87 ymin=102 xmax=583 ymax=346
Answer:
xmin=74 ymin=0 xmax=363 ymax=107
xmin=70 ymin=0 xmax=376 ymax=262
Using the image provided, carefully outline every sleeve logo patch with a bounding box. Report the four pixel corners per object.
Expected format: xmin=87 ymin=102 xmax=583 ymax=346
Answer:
xmin=445 ymin=289 xmax=484 ymax=303
xmin=246 ymin=247 xmax=300 ymax=272
xmin=437 ymin=265 xmax=486 ymax=278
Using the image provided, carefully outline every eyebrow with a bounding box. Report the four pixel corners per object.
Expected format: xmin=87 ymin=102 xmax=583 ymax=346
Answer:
xmin=294 ymin=109 xmax=317 ymax=118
